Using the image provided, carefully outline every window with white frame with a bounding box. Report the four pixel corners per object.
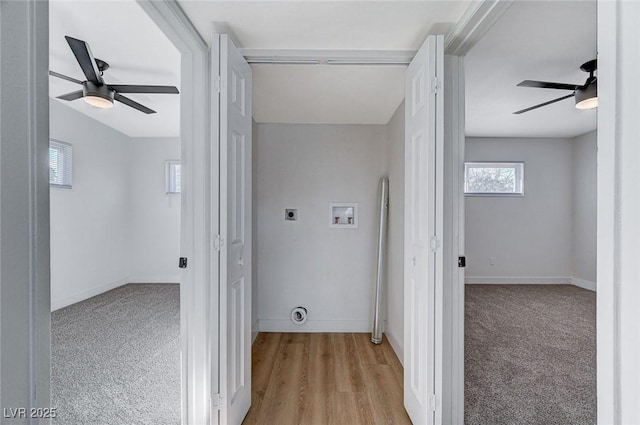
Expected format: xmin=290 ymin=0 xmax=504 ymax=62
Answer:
xmin=464 ymin=162 xmax=524 ymax=195
xmin=165 ymin=160 xmax=181 ymax=194
xmin=49 ymin=140 xmax=73 ymax=188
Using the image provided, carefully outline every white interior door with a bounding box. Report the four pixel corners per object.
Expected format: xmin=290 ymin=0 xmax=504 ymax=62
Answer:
xmin=404 ymin=34 xmax=444 ymax=425
xmin=215 ymin=33 xmax=253 ymax=425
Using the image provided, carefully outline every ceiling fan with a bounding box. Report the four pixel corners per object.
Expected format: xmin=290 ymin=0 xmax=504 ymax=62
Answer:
xmin=513 ymin=59 xmax=597 ymax=114
xmin=49 ymin=36 xmax=179 ymax=114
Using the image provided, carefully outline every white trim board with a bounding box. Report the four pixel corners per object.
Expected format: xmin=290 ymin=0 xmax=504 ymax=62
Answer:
xmin=136 ymin=2 xmax=213 ymax=424
xmin=465 ymin=276 xmax=596 ymax=292
xmin=465 ymin=276 xmax=571 ymax=285
xmin=239 ymin=49 xmax=416 ymax=65
xmin=571 ymin=277 xmax=597 ymax=292
xmin=258 ymin=319 xmax=370 ymax=333
xmin=252 ymin=320 xmax=259 ymax=344
xmin=444 ymin=0 xmax=513 ymax=55
xmin=1 ymin=0 xmax=51 ymax=411
xmin=51 ymin=278 xmax=128 ymax=311
xmin=128 ymin=276 xmax=181 ymax=284
xmin=384 ymin=328 xmax=404 ymax=367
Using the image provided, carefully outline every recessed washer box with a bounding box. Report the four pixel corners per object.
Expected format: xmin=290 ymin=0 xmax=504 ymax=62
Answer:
xmin=285 ymin=209 xmax=298 ymax=221
xmin=329 ymin=202 xmax=358 ymax=228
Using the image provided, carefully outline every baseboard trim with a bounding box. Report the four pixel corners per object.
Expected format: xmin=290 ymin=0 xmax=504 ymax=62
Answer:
xmin=128 ymin=276 xmax=180 ymax=284
xmin=51 ymin=278 xmax=128 ymax=311
xmin=384 ymin=328 xmax=403 ymax=367
xmin=465 ymin=276 xmax=571 ymax=285
xmin=252 ymin=320 xmax=259 ymax=344
xmin=571 ymin=277 xmax=597 ymax=291
xmin=258 ymin=319 xmax=370 ymax=333
xmin=465 ymin=276 xmax=597 ymax=292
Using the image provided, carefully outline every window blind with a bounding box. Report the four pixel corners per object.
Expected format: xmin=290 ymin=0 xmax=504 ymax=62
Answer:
xmin=166 ymin=160 xmax=181 ymax=193
xmin=49 ymin=140 xmax=73 ymax=188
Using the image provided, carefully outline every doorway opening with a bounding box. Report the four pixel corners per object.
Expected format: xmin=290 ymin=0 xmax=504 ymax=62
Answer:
xmin=246 ymin=61 xmax=409 ymax=423
xmin=48 ymin=1 xmax=183 ymax=423
xmin=462 ymin=1 xmax=597 ymax=423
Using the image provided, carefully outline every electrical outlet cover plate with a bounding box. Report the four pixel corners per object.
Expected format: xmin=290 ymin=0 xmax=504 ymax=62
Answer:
xmin=285 ymin=209 xmax=298 ymax=221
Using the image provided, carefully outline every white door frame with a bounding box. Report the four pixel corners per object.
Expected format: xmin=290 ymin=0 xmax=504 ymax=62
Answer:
xmin=440 ymin=54 xmax=465 ymax=425
xmin=438 ymin=2 xmax=513 ymax=422
xmin=0 ymin=0 xmax=51 ymax=416
xmin=596 ymin=2 xmax=640 ymax=423
xmin=137 ymin=2 xmax=216 ymax=424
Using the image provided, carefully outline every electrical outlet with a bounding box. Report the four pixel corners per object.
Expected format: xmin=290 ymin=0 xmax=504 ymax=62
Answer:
xmin=489 ymin=256 xmax=495 ymax=266
xmin=285 ymin=209 xmax=298 ymax=221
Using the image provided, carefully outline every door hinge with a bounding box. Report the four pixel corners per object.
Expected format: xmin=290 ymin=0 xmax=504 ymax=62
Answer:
xmin=430 ymin=236 xmax=441 ymax=252
xmin=178 ymin=257 xmax=188 ymax=269
xmin=214 ymin=75 xmax=223 ymax=93
xmin=211 ymin=393 xmax=223 ymax=409
xmin=429 ymin=394 xmax=439 ymax=412
xmin=431 ymin=76 xmax=440 ymax=94
xmin=458 ymin=256 xmax=466 ymax=268
xmin=213 ymin=234 xmax=224 ymax=251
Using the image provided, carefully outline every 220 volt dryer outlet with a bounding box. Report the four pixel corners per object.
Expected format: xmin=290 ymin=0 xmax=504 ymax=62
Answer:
xmin=285 ymin=209 xmax=298 ymax=221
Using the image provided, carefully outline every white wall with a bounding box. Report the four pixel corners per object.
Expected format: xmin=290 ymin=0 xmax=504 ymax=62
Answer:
xmin=571 ymin=130 xmax=597 ymax=288
xmin=465 ymin=137 xmax=574 ymax=282
xmin=50 ymin=100 xmax=132 ymax=309
xmin=50 ymin=101 xmax=181 ymax=310
xmin=129 ymin=137 xmax=181 ymax=283
xmin=254 ymin=123 xmax=387 ymax=332
xmin=385 ymin=102 xmax=405 ymax=357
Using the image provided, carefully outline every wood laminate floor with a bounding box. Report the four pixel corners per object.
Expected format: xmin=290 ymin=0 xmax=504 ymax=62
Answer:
xmin=242 ymin=333 xmax=411 ymax=425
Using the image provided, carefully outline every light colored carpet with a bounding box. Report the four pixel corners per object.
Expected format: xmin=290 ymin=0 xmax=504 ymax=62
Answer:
xmin=465 ymin=284 xmax=596 ymax=425
xmin=51 ymin=283 xmax=181 ymax=425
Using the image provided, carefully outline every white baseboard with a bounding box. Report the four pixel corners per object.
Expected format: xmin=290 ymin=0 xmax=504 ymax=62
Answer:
xmin=465 ymin=276 xmax=596 ymax=292
xmin=51 ymin=278 xmax=128 ymax=311
xmin=384 ymin=327 xmax=403 ymax=367
xmin=465 ymin=276 xmax=571 ymax=285
xmin=128 ymin=276 xmax=180 ymax=284
xmin=258 ymin=319 xmax=370 ymax=333
xmin=570 ymin=277 xmax=597 ymax=291
xmin=252 ymin=320 xmax=259 ymax=344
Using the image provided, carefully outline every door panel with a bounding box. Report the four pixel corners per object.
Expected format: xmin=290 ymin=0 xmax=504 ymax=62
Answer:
xmin=231 ymin=131 xmax=245 ymax=245
xmin=230 ymin=277 xmax=245 ymax=399
xmin=404 ymin=34 xmax=444 ymax=425
xmin=217 ymin=33 xmax=252 ymax=425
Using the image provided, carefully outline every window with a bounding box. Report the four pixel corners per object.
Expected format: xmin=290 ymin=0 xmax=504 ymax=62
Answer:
xmin=464 ymin=162 xmax=524 ymax=195
xmin=165 ymin=160 xmax=181 ymax=194
xmin=49 ymin=140 xmax=73 ymax=188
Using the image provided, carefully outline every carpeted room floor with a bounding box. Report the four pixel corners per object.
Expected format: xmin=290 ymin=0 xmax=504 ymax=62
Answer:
xmin=465 ymin=284 xmax=596 ymax=425
xmin=51 ymin=283 xmax=596 ymax=425
xmin=51 ymin=284 xmax=180 ymax=425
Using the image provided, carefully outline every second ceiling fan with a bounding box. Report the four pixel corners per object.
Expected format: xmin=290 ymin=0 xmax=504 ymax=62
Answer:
xmin=513 ymin=59 xmax=598 ymax=114
xmin=50 ymin=36 xmax=179 ymax=114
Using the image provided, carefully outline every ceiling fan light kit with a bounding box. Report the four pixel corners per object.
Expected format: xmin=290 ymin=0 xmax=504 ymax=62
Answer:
xmin=574 ymin=81 xmax=598 ymax=110
xmin=513 ymin=59 xmax=597 ymax=114
xmin=50 ymin=36 xmax=179 ymax=114
xmin=83 ymin=81 xmax=115 ymax=109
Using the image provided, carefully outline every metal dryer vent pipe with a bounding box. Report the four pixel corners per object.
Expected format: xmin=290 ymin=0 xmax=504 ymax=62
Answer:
xmin=372 ymin=176 xmax=389 ymax=344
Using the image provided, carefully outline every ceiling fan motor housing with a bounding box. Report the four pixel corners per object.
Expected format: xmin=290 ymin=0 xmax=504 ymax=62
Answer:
xmin=82 ymin=81 xmax=115 ymax=103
